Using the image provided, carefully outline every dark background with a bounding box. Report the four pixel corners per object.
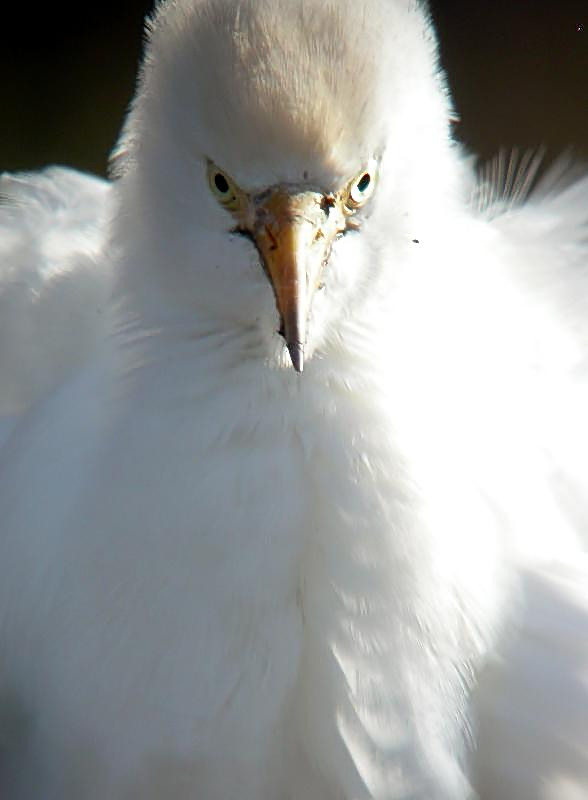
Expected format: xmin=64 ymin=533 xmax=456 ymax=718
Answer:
xmin=1 ymin=1 xmax=586 ymax=177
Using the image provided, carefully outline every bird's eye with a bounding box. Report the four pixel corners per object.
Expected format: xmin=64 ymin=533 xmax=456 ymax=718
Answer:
xmin=214 ymin=173 xmax=230 ymax=194
xmin=207 ymin=162 xmax=244 ymax=213
xmin=345 ymin=161 xmax=378 ymax=211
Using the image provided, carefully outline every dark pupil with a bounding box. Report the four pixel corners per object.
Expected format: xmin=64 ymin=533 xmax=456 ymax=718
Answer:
xmin=214 ymin=173 xmax=230 ymax=193
xmin=357 ymin=173 xmax=371 ymax=193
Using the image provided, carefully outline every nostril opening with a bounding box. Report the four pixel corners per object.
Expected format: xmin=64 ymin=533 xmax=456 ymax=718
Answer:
xmin=265 ymin=226 xmax=279 ymax=251
xmin=320 ymin=195 xmax=336 ymax=217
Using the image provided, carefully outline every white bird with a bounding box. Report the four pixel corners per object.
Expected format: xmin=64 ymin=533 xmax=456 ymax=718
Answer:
xmin=0 ymin=1 xmax=587 ymax=798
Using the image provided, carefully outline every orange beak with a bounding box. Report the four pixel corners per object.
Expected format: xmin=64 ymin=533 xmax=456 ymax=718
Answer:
xmin=250 ymin=189 xmax=345 ymax=372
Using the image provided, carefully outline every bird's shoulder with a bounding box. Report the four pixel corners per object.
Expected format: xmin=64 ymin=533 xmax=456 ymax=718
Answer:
xmin=0 ymin=166 xmax=111 ymax=260
xmin=470 ymin=153 xmax=588 ymax=555
xmin=0 ymin=167 xmax=115 ymax=432
xmin=474 ymin=152 xmax=588 ymax=307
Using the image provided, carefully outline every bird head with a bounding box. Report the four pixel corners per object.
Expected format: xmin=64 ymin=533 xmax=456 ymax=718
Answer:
xmin=112 ymin=0 xmax=455 ymax=373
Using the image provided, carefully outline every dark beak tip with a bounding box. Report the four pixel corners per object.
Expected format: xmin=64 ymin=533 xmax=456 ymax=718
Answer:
xmin=287 ymin=341 xmax=304 ymax=373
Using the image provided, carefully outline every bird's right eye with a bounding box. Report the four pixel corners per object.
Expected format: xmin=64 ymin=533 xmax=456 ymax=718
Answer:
xmin=207 ymin=162 xmax=245 ymax=213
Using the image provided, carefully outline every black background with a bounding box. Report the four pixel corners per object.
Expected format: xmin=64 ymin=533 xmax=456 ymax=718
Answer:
xmin=1 ymin=1 xmax=586 ymax=176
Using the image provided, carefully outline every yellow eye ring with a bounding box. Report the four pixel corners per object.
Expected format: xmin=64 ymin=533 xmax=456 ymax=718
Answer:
xmin=206 ymin=162 xmax=244 ymax=213
xmin=345 ymin=160 xmax=378 ymax=211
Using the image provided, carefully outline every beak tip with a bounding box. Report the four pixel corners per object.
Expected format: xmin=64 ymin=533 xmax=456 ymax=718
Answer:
xmin=287 ymin=342 xmax=304 ymax=373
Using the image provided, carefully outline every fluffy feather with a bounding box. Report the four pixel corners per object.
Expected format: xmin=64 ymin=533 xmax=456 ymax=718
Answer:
xmin=0 ymin=1 xmax=587 ymax=798
xmin=473 ymin=559 xmax=588 ymax=800
xmin=0 ymin=168 xmax=112 ymax=443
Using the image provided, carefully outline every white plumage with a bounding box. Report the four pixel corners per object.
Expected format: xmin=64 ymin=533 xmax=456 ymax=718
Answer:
xmin=0 ymin=1 xmax=587 ymax=798
xmin=0 ymin=168 xmax=111 ymax=444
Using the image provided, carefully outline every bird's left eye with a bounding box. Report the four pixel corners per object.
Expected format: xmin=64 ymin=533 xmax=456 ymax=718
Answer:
xmin=207 ymin=162 xmax=244 ymax=213
xmin=345 ymin=161 xmax=378 ymax=211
